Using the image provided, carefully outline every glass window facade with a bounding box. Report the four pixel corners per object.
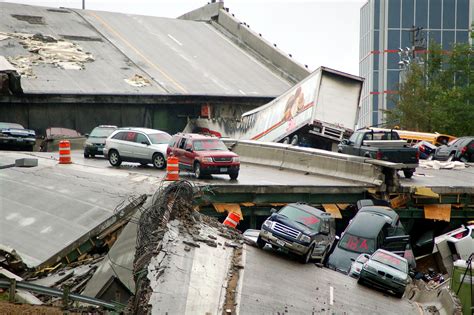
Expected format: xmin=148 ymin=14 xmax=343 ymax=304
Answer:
xmin=359 ymin=0 xmax=472 ymax=127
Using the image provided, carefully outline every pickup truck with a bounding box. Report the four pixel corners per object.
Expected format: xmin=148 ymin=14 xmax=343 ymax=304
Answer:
xmin=338 ymin=129 xmax=419 ymax=178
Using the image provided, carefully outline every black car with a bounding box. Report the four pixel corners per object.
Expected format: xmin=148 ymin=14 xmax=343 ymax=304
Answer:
xmin=83 ymin=125 xmax=117 ymax=158
xmin=412 ymin=141 xmax=437 ymax=160
xmin=257 ymin=203 xmax=336 ymax=264
xmin=433 ymin=137 xmax=474 ymax=162
xmin=0 ymin=122 xmax=36 ymax=151
xmin=327 ymin=207 xmax=411 ymax=274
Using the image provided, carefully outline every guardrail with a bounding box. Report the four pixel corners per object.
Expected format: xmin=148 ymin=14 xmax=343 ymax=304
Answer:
xmin=223 ymin=139 xmax=385 ymax=186
xmin=0 ymin=278 xmax=119 ymax=310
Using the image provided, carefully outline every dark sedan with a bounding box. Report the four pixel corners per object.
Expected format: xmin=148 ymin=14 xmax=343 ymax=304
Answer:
xmin=0 ymin=122 xmax=36 ymax=151
xmin=433 ymin=137 xmax=474 ymax=162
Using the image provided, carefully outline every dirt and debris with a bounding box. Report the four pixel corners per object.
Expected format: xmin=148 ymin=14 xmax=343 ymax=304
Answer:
xmin=0 ymin=31 xmax=94 ymax=77
xmin=11 ymin=14 xmax=45 ymax=25
xmin=0 ymin=247 xmax=29 ymax=275
xmin=222 ymin=247 xmax=243 ymax=314
xmin=124 ymin=74 xmax=151 ymax=87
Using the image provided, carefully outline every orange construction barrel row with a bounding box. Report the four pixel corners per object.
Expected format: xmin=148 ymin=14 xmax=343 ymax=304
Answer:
xmin=166 ymin=156 xmax=179 ymax=181
xmin=59 ymin=140 xmax=72 ymax=164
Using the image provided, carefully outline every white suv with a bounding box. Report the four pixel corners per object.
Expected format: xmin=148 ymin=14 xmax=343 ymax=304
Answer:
xmin=103 ymin=128 xmax=171 ymax=169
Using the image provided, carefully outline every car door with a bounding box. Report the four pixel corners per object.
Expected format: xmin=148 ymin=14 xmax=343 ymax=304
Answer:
xmin=133 ymin=132 xmax=152 ymax=162
xmin=175 ymin=137 xmax=190 ymax=170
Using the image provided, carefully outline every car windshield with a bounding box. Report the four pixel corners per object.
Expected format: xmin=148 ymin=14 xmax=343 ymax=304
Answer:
xmin=89 ymin=127 xmax=116 ymax=138
xmin=371 ymin=251 xmax=408 ymax=273
xmin=193 ymin=139 xmax=228 ymax=151
xmin=148 ymin=132 xmax=171 ymax=144
xmin=0 ymin=122 xmax=23 ymax=129
xmin=278 ymin=205 xmax=321 ymax=232
xmin=339 ymin=233 xmax=375 ymax=254
xmin=356 ymin=255 xmax=369 ymax=264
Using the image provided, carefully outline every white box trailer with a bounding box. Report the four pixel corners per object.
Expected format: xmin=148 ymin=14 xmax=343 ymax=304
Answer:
xmin=188 ymin=67 xmax=363 ymax=151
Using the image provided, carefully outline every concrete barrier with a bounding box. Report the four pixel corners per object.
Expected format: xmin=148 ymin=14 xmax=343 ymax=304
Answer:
xmin=224 ymin=139 xmax=384 ymax=185
xmin=406 ymin=280 xmax=462 ymax=315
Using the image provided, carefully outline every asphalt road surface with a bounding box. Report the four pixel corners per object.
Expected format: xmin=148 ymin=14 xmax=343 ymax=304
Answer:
xmin=237 ymin=245 xmax=422 ymax=315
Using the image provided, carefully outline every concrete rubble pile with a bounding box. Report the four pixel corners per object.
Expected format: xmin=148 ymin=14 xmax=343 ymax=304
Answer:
xmin=129 ymin=180 xmax=244 ymax=314
xmin=0 ymin=31 xmax=94 ymax=77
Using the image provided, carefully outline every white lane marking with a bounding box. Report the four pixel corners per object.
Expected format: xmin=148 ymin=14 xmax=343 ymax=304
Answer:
xmin=239 ymin=89 xmax=247 ymax=95
xmin=167 ymin=34 xmax=183 ymax=46
xmin=329 ymin=286 xmax=334 ymax=305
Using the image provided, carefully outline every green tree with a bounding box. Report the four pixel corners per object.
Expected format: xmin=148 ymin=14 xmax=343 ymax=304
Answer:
xmin=386 ymin=41 xmax=473 ymax=136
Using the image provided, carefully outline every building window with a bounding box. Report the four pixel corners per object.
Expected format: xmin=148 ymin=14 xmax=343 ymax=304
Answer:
xmin=443 ymin=0 xmax=456 ymax=29
xmin=402 ymin=0 xmax=414 ymax=28
xmin=373 ymin=94 xmax=379 ymax=111
xmin=428 ymin=30 xmax=442 ymax=45
xmin=416 ymin=0 xmax=428 ymax=28
xmin=429 ymin=0 xmax=442 ymax=29
xmin=443 ymin=31 xmax=455 ymax=50
xmin=373 ymin=54 xmax=379 ymax=71
xmin=372 ymin=111 xmax=379 ymax=126
xmin=457 ymin=0 xmax=469 ymax=29
xmin=388 ymin=0 xmax=401 ymax=29
xmin=374 ymin=0 xmax=380 ymax=29
xmin=387 ymin=70 xmax=400 ymax=91
xmin=456 ymin=31 xmax=469 ymax=43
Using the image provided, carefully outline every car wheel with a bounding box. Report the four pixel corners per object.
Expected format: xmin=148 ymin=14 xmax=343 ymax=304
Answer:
xmin=403 ymin=169 xmax=414 ymax=179
xmin=357 ymin=277 xmax=365 ymax=285
xmin=229 ymin=171 xmax=239 ymax=180
xmin=256 ymin=236 xmax=266 ymax=249
xmin=194 ymin=162 xmax=203 ymax=179
xmin=108 ymin=150 xmax=122 ymax=167
xmin=447 ymin=153 xmax=455 ymax=162
xmin=152 ymin=153 xmax=166 ymax=169
xmin=320 ymin=246 xmax=329 ymax=264
xmin=84 ymin=152 xmax=90 ymax=158
xmin=395 ymin=289 xmax=405 ymax=299
xmin=282 ymin=137 xmax=290 ymax=144
xmin=90 ymin=154 xmax=95 ymax=158
xmin=300 ymin=244 xmax=314 ymax=264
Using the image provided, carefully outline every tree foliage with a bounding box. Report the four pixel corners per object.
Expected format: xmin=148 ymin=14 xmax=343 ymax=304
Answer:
xmin=386 ymin=42 xmax=474 ymax=136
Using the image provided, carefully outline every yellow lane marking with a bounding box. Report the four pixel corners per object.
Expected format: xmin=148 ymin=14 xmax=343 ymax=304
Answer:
xmin=89 ymin=11 xmax=188 ymax=93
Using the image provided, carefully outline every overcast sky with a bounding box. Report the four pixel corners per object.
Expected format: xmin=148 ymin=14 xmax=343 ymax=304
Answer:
xmin=2 ymin=0 xmax=367 ymax=76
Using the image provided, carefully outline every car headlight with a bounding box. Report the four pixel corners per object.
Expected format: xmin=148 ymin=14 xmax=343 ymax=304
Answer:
xmin=363 ymin=263 xmax=377 ymax=273
xmin=262 ymin=220 xmax=274 ymax=229
xmin=299 ymin=234 xmax=311 ymax=243
xmin=202 ymin=157 xmax=213 ymax=162
xmin=232 ymin=157 xmax=240 ymax=163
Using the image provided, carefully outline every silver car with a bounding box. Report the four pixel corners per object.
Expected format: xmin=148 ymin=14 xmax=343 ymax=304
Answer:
xmin=104 ymin=127 xmax=171 ymax=169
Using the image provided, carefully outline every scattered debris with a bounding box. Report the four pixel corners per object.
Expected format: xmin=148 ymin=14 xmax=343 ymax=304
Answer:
xmin=124 ymin=74 xmax=151 ymax=87
xmin=419 ymin=160 xmax=466 ymax=170
xmin=0 ymin=31 xmax=94 ymax=77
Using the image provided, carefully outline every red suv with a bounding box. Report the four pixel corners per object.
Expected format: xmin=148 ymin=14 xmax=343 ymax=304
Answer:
xmin=167 ymin=133 xmax=240 ymax=180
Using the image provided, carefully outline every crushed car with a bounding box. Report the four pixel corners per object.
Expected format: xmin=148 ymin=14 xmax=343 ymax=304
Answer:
xmin=0 ymin=122 xmax=36 ymax=151
xmin=256 ymin=203 xmax=336 ymax=264
xmin=358 ymin=249 xmax=411 ymax=298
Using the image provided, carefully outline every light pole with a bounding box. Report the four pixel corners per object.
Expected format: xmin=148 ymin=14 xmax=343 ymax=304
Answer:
xmin=82 ymin=0 xmax=85 ymax=10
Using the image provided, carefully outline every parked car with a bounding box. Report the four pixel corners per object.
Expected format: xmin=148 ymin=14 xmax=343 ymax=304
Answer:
xmin=433 ymin=137 xmax=474 ymax=162
xmin=338 ymin=129 xmax=419 ymax=178
xmin=83 ymin=125 xmax=117 ymax=158
xmin=0 ymin=122 xmax=36 ymax=151
xmin=256 ymin=203 xmax=336 ymax=264
xmin=327 ymin=208 xmax=410 ymax=273
xmin=348 ymin=253 xmax=370 ymax=278
xmin=39 ymin=127 xmax=84 ymax=152
xmin=358 ymin=249 xmax=411 ymax=298
xmin=411 ymin=140 xmax=437 ymax=160
xmin=104 ymin=127 xmax=171 ymax=169
xmin=167 ymin=133 xmax=240 ymax=179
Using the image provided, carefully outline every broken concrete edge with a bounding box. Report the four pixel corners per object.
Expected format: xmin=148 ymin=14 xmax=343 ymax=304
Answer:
xmin=178 ymin=2 xmax=309 ymax=84
xmin=406 ymin=279 xmax=462 ymax=315
xmin=222 ymin=246 xmax=243 ymax=314
xmin=36 ymin=194 xmax=147 ymax=271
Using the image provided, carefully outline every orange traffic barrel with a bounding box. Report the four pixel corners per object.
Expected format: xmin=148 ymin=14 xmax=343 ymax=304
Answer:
xmin=165 ymin=156 xmax=179 ymax=181
xmin=223 ymin=212 xmax=241 ymax=229
xmin=58 ymin=140 xmax=72 ymax=164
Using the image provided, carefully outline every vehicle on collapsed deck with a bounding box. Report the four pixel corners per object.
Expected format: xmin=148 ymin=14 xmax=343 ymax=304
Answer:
xmin=104 ymin=127 xmax=171 ymax=169
xmin=167 ymin=133 xmax=240 ymax=180
xmin=432 ymin=137 xmax=474 ymax=162
xmin=83 ymin=125 xmax=117 ymax=158
xmin=432 ymin=224 xmax=474 ymax=273
xmin=327 ymin=202 xmax=413 ymax=274
xmin=256 ymin=203 xmax=336 ymax=264
xmin=358 ymin=249 xmax=411 ymax=298
xmin=338 ymin=128 xmax=419 ymax=178
xmin=0 ymin=122 xmax=36 ymax=151
xmin=411 ymin=140 xmax=437 ymax=160
xmin=348 ymin=253 xmax=370 ymax=278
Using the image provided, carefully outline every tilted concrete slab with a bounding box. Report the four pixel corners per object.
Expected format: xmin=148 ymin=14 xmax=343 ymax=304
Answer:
xmin=0 ymin=151 xmax=160 ymax=267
